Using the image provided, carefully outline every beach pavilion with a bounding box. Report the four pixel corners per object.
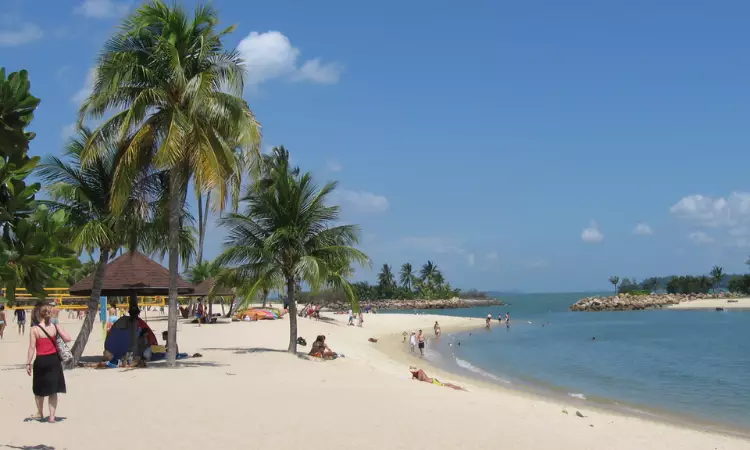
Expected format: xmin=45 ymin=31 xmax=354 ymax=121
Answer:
xmin=69 ymin=251 xmax=194 ymax=357
xmin=184 ymin=278 xmax=235 ymax=321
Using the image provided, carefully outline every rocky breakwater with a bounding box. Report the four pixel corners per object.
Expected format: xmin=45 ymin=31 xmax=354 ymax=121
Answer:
xmin=570 ymin=292 xmax=741 ymax=312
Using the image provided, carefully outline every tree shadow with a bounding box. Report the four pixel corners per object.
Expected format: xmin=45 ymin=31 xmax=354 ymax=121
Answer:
xmin=201 ymin=347 xmax=287 ymax=355
xmin=2 ymin=445 xmax=57 ymax=449
xmin=124 ymin=360 xmax=227 ymax=370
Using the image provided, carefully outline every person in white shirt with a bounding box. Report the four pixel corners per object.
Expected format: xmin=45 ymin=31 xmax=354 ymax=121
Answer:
xmin=409 ymin=331 xmax=417 ymax=353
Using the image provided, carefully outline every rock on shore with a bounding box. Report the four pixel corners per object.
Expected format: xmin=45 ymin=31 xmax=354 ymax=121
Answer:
xmin=570 ymin=292 xmax=740 ymax=312
xmin=328 ymin=297 xmax=504 ymax=311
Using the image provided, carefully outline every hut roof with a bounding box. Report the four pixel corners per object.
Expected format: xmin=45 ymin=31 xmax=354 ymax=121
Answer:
xmin=69 ymin=251 xmax=194 ymax=296
xmin=188 ymin=278 xmax=234 ymax=297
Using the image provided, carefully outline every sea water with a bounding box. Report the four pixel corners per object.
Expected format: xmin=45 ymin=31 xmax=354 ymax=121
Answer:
xmin=388 ymin=292 xmax=750 ymax=431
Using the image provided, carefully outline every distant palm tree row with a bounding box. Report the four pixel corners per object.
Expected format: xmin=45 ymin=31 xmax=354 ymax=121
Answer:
xmin=607 ymin=265 xmax=727 ymax=295
xmin=353 ymin=260 xmax=460 ymax=300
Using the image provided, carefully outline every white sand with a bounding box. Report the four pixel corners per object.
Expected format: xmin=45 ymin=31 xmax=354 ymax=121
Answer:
xmin=669 ymin=297 xmax=750 ymax=310
xmin=1 ymin=307 xmax=749 ymax=450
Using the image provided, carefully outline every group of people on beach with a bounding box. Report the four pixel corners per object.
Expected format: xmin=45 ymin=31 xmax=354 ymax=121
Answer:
xmin=0 ymin=304 xmax=55 ymax=339
xmin=347 ymin=309 xmax=365 ymax=327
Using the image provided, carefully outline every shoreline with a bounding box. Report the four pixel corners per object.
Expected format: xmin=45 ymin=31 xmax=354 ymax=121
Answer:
xmin=378 ymin=322 xmax=750 ymax=440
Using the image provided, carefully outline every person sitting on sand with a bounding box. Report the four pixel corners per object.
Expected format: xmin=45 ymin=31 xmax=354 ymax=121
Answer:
xmin=409 ymin=366 xmax=465 ymax=391
xmin=309 ymin=335 xmax=337 ymax=359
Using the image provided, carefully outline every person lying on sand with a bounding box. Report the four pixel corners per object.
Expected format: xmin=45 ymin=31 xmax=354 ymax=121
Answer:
xmin=309 ymin=335 xmax=338 ymax=359
xmin=409 ymin=366 xmax=465 ymax=391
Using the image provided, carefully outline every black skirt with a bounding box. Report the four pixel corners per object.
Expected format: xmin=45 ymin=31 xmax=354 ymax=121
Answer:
xmin=32 ymin=354 xmax=66 ymax=397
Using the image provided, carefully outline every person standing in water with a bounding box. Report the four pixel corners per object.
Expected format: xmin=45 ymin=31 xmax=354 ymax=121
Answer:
xmin=433 ymin=321 xmax=441 ymax=339
xmin=417 ymin=330 xmax=425 ymax=356
xmin=485 ymin=314 xmax=492 ymax=328
xmin=505 ymin=312 xmax=510 ymax=324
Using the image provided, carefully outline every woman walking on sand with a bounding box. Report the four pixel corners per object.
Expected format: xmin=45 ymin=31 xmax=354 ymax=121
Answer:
xmin=0 ymin=305 xmax=6 ymax=339
xmin=26 ymin=305 xmax=72 ymax=423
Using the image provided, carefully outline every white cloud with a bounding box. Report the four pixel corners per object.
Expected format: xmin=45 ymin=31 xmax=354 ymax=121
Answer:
xmin=633 ymin=222 xmax=653 ymax=235
xmin=326 ymin=159 xmax=343 ymax=172
xmin=581 ymin=221 xmax=604 ymax=243
xmin=688 ymin=231 xmax=714 ymax=245
xmin=671 ymin=193 xmax=750 ymax=247
xmin=61 ymin=123 xmax=77 ymax=140
xmin=236 ymin=31 xmax=343 ymax=88
xmin=292 ymin=59 xmax=342 ymax=84
xmin=400 ymin=237 xmax=465 ymax=255
xmin=72 ymin=68 xmax=97 ymax=104
xmin=486 ymin=251 xmax=499 ymax=261
xmin=670 ymin=193 xmax=750 ymax=227
xmin=467 ymin=253 xmax=475 ymax=267
xmin=331 ymin=189 xmax=388 ymax=214
xmin=74 ymin=0 xmax=130 ymax=19
xmin=0 ymin=23 xmax=43 ymax=46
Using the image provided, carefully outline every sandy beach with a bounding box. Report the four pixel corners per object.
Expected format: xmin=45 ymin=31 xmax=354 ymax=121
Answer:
xmin=668 ymin=297 xmax=750 ymax=310
xmin=1 ymin=308 xmax=749 ymax=450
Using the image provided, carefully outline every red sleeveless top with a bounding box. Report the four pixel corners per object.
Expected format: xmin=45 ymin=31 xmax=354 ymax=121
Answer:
xmin=36 ymin=326 xmax=58 ymax=356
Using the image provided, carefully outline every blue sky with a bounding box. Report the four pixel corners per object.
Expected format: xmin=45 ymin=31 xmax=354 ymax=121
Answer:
xmin=3 ymin=0 xmax=750 ymax=292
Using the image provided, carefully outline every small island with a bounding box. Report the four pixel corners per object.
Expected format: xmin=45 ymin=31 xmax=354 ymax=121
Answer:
xmin=571 ymin=269 xmax=748 ymax=311
xmin=298 ymin=261 xmax=504 ymax=310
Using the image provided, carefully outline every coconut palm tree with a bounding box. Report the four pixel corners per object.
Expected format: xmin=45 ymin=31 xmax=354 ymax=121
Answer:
xmin=38 ymin=127 xmax=155 ymax=365
xmin=216 ymin=163 xmax=369 ymax=353
xmin=710 ymin=265 xmax=724 ymax=294
xmin=420 ymin=261 xmax=441 ymax=285
xmin=79 ymin=1 xmax=261 ymax=365
xmin=378 ymin=264 xmax=396 ymax=291
xmin=400 ymin=262 xmax=415 ymax=290
xmin=609 ymin=276 xmax=620 ymax=294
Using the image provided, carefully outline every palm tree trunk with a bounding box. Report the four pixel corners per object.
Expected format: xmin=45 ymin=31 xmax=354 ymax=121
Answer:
xmin=208 ymin=298 xmax=213 ymax=323
xmin=196 ymin=190 xmax=203 ymax=265
xmin=287 ymin=276 xmax=298 ymax=353
xmin=220 ymin=297 xmax=225 ymax=315
xmin=67 ymin=248 xmax=110 ymax=368
xmin=226 ymin=296 xmax=236 ymax=317
xmin=166 ymin=174 xmax=181 ymax=366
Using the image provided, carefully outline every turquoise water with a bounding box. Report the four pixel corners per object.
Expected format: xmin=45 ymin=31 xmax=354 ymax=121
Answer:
xmin=390 ymin=292 xmax=750 ymax=430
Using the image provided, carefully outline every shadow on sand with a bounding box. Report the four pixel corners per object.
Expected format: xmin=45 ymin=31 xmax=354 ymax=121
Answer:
xmin=3 ymin=445 xmax=57 ymax=450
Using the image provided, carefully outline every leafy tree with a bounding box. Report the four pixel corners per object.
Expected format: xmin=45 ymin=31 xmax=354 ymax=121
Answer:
xmin=216 ymin=158 xmax=369 ymax=353
xmin=710 ymin=265 xmax=724 ymax=293
xmin=666 ymin=275 xmax=712 ymax=294
xmin=608 ymin=276 xmax=619 ymax=294
xmin=79 ymin=1 xmax=261 ymax=365
xmin=0 ymin=68 xmax=78 ymax=302
xmin=399 ymin=262 xmax=415 ymax=290
xmin=728 ymin=275 xmax=750 ymax=295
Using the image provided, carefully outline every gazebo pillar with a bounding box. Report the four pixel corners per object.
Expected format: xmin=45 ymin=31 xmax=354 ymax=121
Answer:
xmin=128 ymin=292 xmax=140 ymax=360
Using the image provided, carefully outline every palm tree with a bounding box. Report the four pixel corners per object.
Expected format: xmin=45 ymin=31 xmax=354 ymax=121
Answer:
xmin=378 ymin=264 xmax=396 ymax=290
xmin=38 ymin=127 xmax=154 ymax=365
xmin=609 ymin=276 xmax=620 ymax=294
xmin=216 ymin=161 xmax=369 ymax=353
xmin=420 ymin=261 xmax=440 ymax=284
xmin=400 ymin=262 xmax=415 ymax=290
xmin=710 ymin=265 xmax=724 ymax=294
xmin=79 ymin=1 xmax=261 ymax=365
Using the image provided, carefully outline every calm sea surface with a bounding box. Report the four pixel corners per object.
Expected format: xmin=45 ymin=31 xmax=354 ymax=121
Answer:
xmin=387 ymin=292 xmax=750 ymax=430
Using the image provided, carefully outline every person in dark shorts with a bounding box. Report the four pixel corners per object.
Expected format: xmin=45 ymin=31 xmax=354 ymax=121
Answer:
xmin=15 ymin=307 xmax=27 ymax=335
xmin=417 ymin=329 xmax=426 ymax=356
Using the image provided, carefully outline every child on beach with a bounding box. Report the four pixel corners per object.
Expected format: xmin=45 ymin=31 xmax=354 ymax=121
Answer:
xmin=410 ymin=331 xmax=416 ymax=353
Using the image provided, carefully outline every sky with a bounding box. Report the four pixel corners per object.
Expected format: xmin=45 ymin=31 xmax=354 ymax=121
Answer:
xmin=2 ymin=0 xmax=750 ymax=292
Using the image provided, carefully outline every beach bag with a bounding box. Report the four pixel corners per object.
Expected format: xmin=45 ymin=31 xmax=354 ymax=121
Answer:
xmin=37 ymin=324 xmax=73 ymax=364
